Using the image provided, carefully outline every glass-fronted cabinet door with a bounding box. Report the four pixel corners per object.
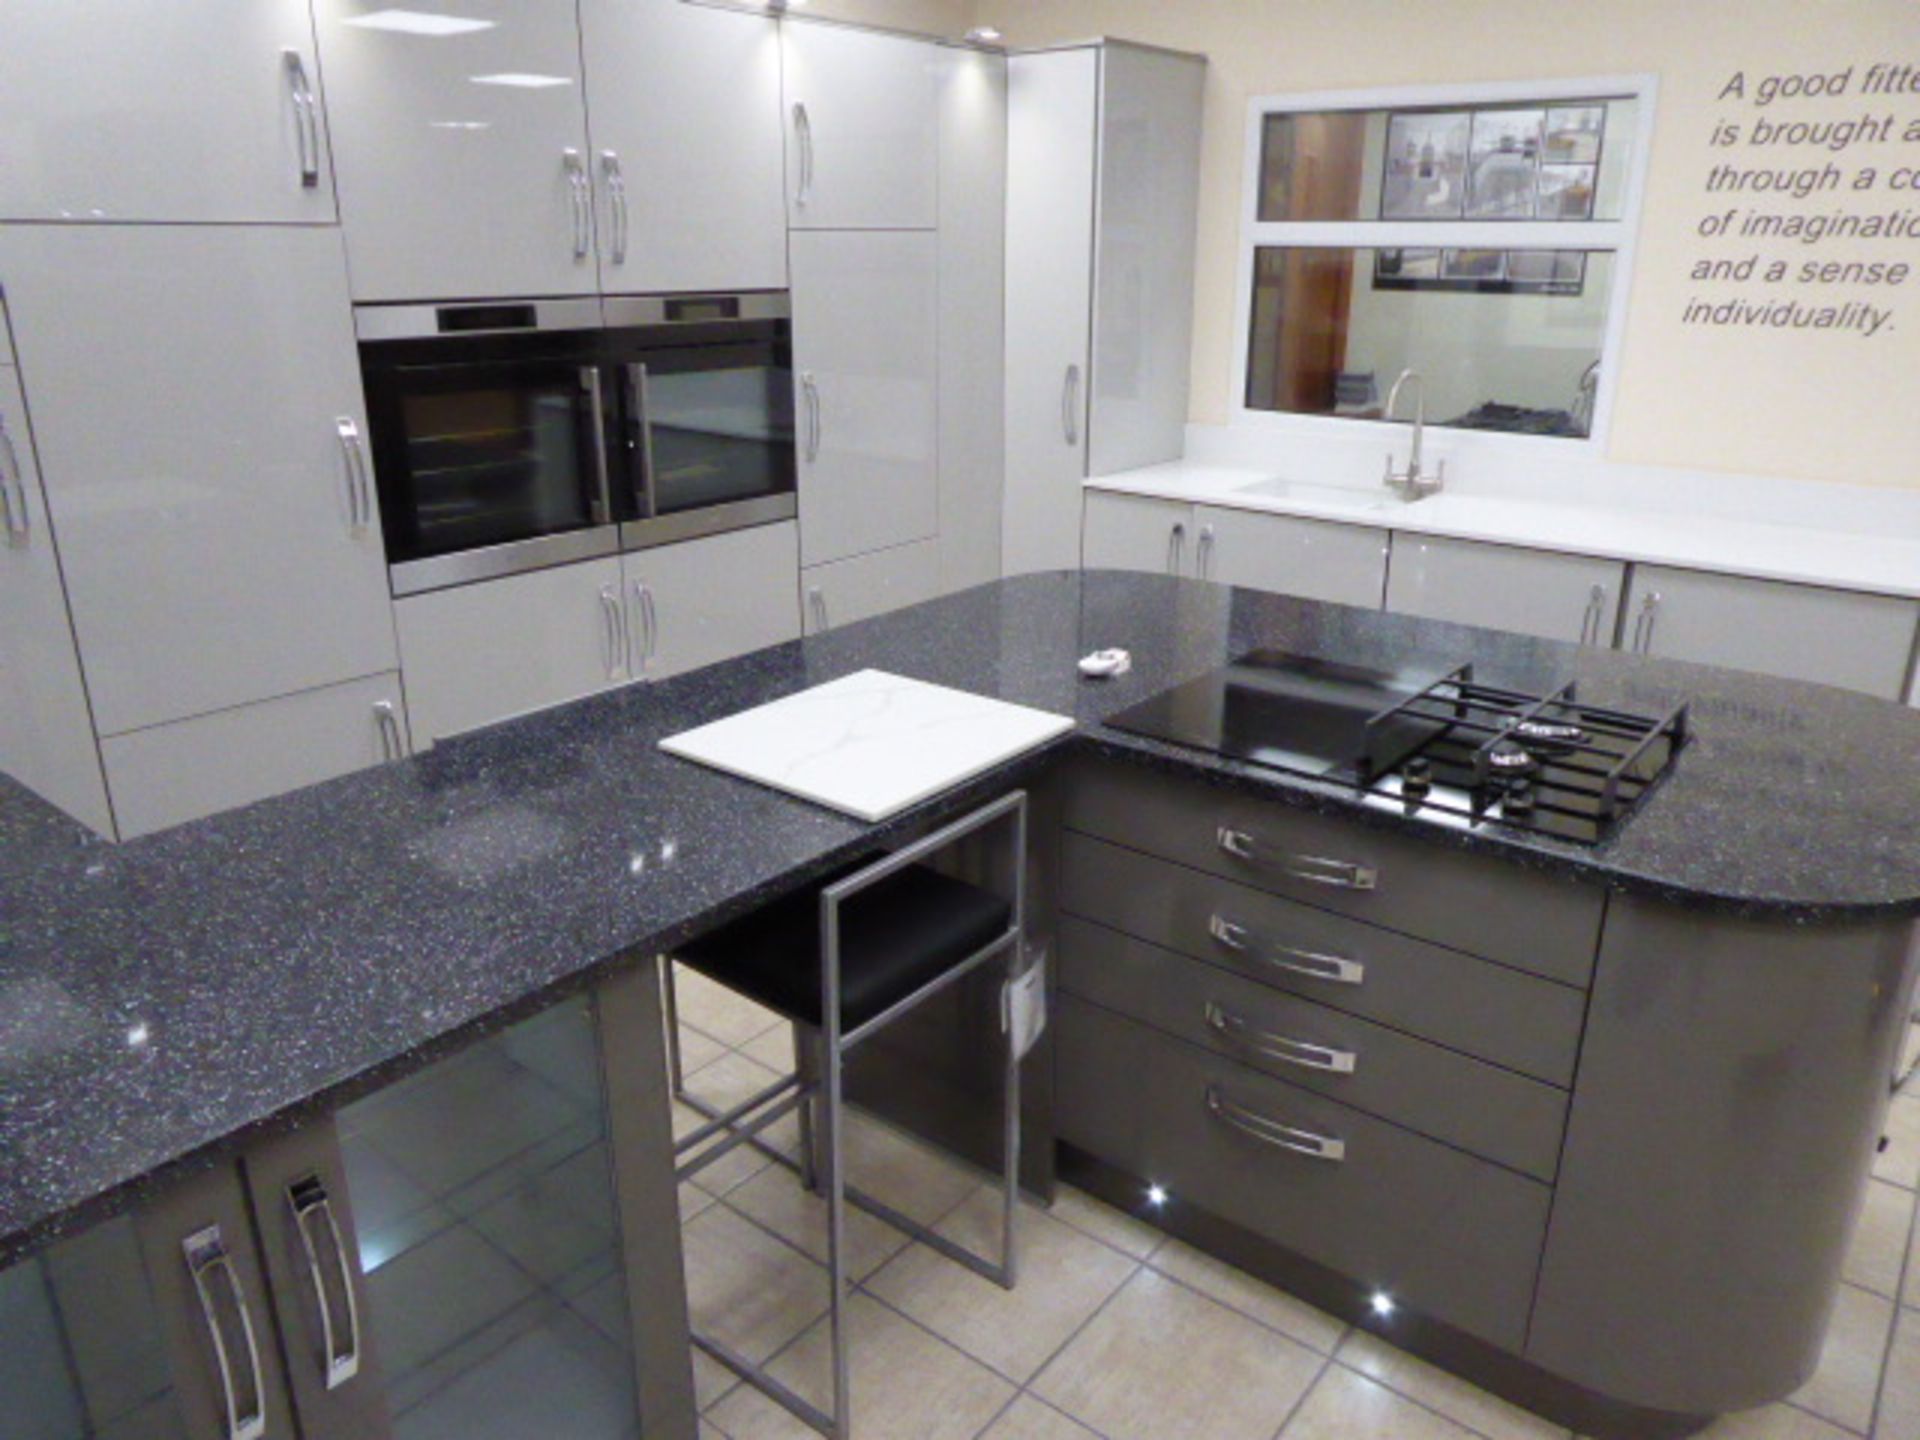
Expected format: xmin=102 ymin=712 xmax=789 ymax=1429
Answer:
xmin=297 ymin=967 xmax=693 ymax=1440
xmin=0 ymin=1165 xmax=297 ymax=1440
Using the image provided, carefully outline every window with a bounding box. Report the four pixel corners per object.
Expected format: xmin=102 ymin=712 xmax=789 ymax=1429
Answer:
xmin=1235 ymin=79 xmax=1652 ymax=445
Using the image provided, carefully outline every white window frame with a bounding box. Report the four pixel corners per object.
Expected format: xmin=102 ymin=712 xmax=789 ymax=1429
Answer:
xmin=1230 ymin=74 xmax=1658 ymax=461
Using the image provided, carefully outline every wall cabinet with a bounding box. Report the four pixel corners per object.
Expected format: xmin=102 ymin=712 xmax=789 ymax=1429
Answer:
xmin=102 ymin=672 xmax=409 ymax=840
xmin=1622 ymin=565 xmax=1920 ymax=699
xmin=1081 ymin=492 xmax=1194 ymax=576
xmin=0 ymin=225 xmax=399 ymax=739
xmin=0 ymin=363 xmax=113 ymax=838
xmin=1195 ymin=506 xmax=1388 ymax=609
xmin=396 ymin=557 xmax=629 ymax=745
xmin=1001 ymin=42 xmax=1204 ymax=576
xmin=789 ymin=230 xmax=939 ymax=569
xmin=625 ymin=522 xmax=801 ymax=679
xmin=0 ymin=0 xmax=335 ymax=224
xmin=780 ymin=23 xmax=937 ymax=231
xmin=1387 ymin=535 xmax=1624 ymax=646
xmin=0 ymin=972 xmax=693 ymax=1440
xmin=580 ymin=0 xmax=787 ymax=294
xmin=801 ymin=537 xmax=941 ymax=634
xmin=314 ymin=0 xmax=596 ymax=302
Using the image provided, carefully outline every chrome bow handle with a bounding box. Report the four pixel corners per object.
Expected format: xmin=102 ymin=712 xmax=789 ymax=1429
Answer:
xmin=1205 ymin=1085 xmax=1345 ymax=1162
xmin=1204 ymin=1002 xmax=1357 ymax=1074
xmin=1215 ymin=827 xmax=1377 ymax=890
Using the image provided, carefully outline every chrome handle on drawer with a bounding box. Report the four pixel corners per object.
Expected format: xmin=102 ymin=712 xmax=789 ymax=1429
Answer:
xmin=1203 ymin=1002 xmax=1356 ymax=1074
xmin=1215 ymin=827 xmax=1377 ymax=890
xmin=1205 ymin=1085 xmax=1345 ymax=1162
xmin=288 ymin=1175 xmax=363 ymax=1390
xmin=1207 ymin=914 xmax=1366 ymax=986
xmin=183 ymin=1225 xmax=269 ymax=1440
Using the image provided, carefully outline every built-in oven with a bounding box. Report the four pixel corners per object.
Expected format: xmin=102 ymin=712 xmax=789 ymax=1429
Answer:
xmin=356 ymin=292 xmax=795 ymax=597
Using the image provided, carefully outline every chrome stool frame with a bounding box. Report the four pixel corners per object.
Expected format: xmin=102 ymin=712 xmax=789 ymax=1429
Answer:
xmin=667 ymin=790 xmax=1029 ymax=1439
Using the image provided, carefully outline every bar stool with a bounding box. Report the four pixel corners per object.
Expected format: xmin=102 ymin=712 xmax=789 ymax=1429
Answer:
xmin=667 ymin=790 xmax=1028 ymax=1439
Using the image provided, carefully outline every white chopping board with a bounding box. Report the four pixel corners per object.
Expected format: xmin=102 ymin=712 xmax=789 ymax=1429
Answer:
xmin=658 ymin=670 xmax=1075 ymax=821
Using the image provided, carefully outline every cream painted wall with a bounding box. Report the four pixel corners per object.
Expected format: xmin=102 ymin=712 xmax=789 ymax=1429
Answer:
xmin=966 ymin=0 xmax=1920 ymax=489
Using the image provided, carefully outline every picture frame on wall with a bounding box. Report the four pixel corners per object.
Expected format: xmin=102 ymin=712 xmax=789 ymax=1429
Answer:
xmin=1465 ymin=108 xmax=1544 ymax=218
xmin=1380 ymin=111 xmax=1470 ymax=219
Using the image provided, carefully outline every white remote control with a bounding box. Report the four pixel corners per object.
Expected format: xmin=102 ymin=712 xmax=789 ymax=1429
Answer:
xmin=1077 ymin=648 xmax=1132 ymax=678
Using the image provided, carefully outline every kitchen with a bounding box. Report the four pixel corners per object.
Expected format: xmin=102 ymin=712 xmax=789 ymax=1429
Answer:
xmin=2 ymin=4 xmax=1919 ymax=1440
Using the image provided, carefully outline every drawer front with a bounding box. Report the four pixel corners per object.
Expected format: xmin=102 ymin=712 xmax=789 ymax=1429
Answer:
xmin=1058 ymin=917 xmax=1568 ymax=1180
xmin=1061 ymin=832 xmax=1585 ymax=1086
xmin=1057 ymin=996 xmax=1550 ymax=1352
xmin=1064 ymin=759 xmax=1603 ymax=985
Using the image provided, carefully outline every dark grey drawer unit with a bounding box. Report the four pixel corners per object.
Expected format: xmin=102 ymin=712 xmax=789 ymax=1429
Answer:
xmin=1057 ymin=996 xmax=1551 ymax=1352
xmin=1064 ymin=760 xmax=1604 ymax=985
xmin=1060 ymin=832 xmax=1587 ymax=1086
xmin=1057 ymin=916 xmax=1569 ymax=1181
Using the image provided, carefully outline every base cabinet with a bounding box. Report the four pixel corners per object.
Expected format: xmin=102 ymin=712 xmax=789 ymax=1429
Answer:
xmin=1081 ymin=492 xmax=1192 ymax=576
xmin=800 ymin=537 xmax=940 ymax=634
xmin=626 ymin=523 xmax=800 ymax=681
xmin=1195 ymin=506 xmax=1387 ymax=609
xmin=1386 ymin=535 xmax=1623 ymax=646
xmin=1622 ymin=564 xmax=1920 ymax=699
xmin=396 ymin=558 xmax=630 ymax=745
xmin=101 ymin=671 xmax=409 ymax=840
xmin=0 ymin=970 xmax=693 ymax=1440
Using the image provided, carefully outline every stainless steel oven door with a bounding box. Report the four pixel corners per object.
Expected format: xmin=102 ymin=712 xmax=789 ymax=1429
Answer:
xmin=370 ymin=355 xmax=620 ymax=597
xmin=615 ymin=340 xmax=797 ymax=551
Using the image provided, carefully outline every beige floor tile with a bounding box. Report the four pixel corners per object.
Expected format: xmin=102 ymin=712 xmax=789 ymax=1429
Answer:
xmin=675 ymin=1096 xmax=774 ymax=1197
xmin=722 ymin=1165 xmax=912 ymax=1281
xmin=1907 ymin=1210 xmax=1920 ymax=1311
xmin=1047 ymin=1183 xmax=1167 ymax=1261
xmin=681 ymin=1180 xmax=717 ymax=1223
xmin=977 ymin=1394 xmax=1104 ymax=1439
xmin=1900 ymin=1023 xmax=1920 ymax=1087
xmin=693 ymin=1349 xmax=738 ymax=1412
xmin=865 ymin=1186 xmax=1138 ymax=1382
xmin=838 ymin=1111 xmax=979 ymax=1228
xmin=700 ymin=1422 xmax=731 ymax=1440
xmin=1688 ymin=1403 xmax=1859 ymax=1439
xmin=1873 ymin=1095 xmax=1920 ymax=1191
xmin=1844 ymin=1179 xmax=1916 ymax=1298
xmin=1790 ymin=1282 xmax=1896 ymax=1432
xmin=682 ymin=1052 xmax=803 ymax=1156
xmin=1032 ymin=1267 xmax=1323 ymax=1440
xmin=1336 ymin=1330 xmax=1569 ymax=1440
xmin=674 ymin=1023 xmax=728 ymax=1079
xmin=1285 ymin=1364 xmax=1478 ymax=1440
xmin=741 ymin=1021 xmax=800 ymax=1073
xmin=1151 ymin=1238 xmax=1348 ymax=1355
xmin=673 ymin=964 xmax=787 ymax=1047
xmin=682 ymin=1204 xmax=828 ymax=1364
xmin=705 ymin=1293 xmax=1015 ymax=1440
xmin=1875 ymin=1305 xmax=1920 ymax=1439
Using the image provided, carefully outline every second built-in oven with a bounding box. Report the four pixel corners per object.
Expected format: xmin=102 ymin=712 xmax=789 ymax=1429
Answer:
xmin=357 ymin=293 xmax=795 ymax=596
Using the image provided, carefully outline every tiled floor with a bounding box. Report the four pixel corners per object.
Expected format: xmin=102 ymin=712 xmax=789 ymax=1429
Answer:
xmin=674 ymin=972 xmax=1920 ymax=1440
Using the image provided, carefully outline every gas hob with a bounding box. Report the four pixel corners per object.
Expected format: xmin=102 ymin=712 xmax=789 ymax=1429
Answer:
xmin=1105 ymin=649 xmax=1690 ymax=845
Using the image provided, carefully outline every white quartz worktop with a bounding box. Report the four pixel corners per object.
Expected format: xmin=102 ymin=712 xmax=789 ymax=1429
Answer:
xmin=1089 ymin=460 xmax=1920 ymax=600
xmin=660 ymin=669 xmax=1075 ymax=821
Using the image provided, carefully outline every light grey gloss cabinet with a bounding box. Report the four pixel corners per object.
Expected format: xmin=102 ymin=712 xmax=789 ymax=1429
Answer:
xmin=1194 ymin=505 xmax=1387 ymax=609
xmin=780 ymin=22 xmax=938 ymax=231
xmin=580 ymin=0 xmax=788 ymax=294
xmin=1080 ymin=492 xmax=1192 ymax=576
xmin=0 ymin=362 xmax=113 ymax=837
xmin=0 ymin=225 xmax=399 ymax=739
xmin=1386 ymin=534 xmax=1624 ymax=646
xmin=314 ymin=0 xmax=596 ymax=302
xmin=0 ymin=0 xmax=335 ymax=224
xmin=1621 ymin=564 xmax=1920 ymax=699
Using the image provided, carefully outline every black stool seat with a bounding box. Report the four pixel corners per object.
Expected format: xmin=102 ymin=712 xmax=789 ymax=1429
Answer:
xmin=677 ymin=861 xmax=1012 ymax=1030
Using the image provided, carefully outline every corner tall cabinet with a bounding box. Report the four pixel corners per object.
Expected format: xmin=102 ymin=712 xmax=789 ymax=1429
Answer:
xmin=1001 ymin=41 xmax=1204 ymax=577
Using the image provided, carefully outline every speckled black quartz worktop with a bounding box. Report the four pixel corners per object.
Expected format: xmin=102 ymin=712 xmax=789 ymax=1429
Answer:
xmin=5 ymin=570 xmax=1920 ymax=1264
